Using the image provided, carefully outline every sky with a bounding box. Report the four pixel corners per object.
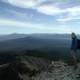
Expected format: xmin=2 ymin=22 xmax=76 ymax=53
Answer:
xmin=0 ymin=0 xmax=80 ymax=34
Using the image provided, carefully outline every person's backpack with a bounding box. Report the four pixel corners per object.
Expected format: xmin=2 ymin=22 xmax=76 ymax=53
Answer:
xmin=77 ymin=39 xmax=80 ymax=49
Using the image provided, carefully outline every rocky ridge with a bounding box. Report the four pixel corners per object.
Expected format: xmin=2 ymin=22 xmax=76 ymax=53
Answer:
xmin=0 ymin=56 xmax=80 ymax=80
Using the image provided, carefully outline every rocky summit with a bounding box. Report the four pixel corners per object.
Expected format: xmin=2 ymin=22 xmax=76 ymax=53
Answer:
xmin=0 ymin=56 xmax=80 ymax=80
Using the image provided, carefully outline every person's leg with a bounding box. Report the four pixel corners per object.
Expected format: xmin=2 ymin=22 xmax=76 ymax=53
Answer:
xmin=70 ymin=50 xmax=78 ymax=69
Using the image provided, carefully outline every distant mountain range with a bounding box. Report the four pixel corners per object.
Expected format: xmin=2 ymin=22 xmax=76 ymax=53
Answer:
xmin=0 ymin=33 xmax=27 ymax=41
xmin=0 ymin=33 xmax=71 ymax=41
xmin=0 ymin=33 xmax=71 ymax=52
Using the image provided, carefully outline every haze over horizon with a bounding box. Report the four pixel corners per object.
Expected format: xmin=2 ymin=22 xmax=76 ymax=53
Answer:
xmin=0 ymin=0 xmax=80 ymax=34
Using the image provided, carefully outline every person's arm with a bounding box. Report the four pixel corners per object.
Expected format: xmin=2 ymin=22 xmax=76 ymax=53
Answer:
xmin=70 ymin=38 xmax=74 ymax=50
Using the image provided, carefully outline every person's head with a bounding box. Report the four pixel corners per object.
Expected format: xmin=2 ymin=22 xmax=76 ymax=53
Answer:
xmin=71 ymin=32 xmax=76 ymax=38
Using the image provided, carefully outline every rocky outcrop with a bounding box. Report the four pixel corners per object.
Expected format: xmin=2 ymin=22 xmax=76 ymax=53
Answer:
xmin=0 ymin=56 xmax=80 ymax=80
xmin=0 ymin=55 xmax=50 ymax=80
xmin=34 ymin=61 xmax=80 ymax=80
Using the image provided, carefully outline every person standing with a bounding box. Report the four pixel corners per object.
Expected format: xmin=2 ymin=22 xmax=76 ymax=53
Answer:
xmin=70 ymin=32 xmax=78 ymax=68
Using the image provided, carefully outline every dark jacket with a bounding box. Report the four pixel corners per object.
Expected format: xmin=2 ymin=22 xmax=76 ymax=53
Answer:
xmin=71 ymin=37 xmax=77 ymax=51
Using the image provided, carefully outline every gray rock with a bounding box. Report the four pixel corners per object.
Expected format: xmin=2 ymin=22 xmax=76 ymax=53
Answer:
xmin=34 ymin=61 xmax=80 ymax=80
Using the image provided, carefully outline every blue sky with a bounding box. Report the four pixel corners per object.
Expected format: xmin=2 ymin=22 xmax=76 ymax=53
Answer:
xmin=0 ymin=0 xmax=80 ymax=34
